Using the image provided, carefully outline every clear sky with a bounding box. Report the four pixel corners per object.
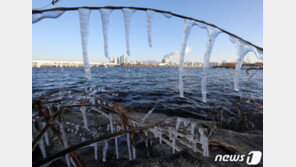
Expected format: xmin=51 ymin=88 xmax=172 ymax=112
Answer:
xmin=32 ymin=0 xmax=263 ymax=63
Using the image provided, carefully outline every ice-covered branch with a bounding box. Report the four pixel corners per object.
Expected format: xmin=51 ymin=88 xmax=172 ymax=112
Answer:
xmin=32 ymin=6 xmax=262 ymax=51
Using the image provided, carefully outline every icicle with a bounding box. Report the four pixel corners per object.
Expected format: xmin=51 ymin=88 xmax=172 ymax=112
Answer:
xmin=91 ymin=143 xmax=98 ymax=160
xmin=32 ymin=10 xmax=65 ymax=23
xmin=59 ymin=123 xmax=71 ymax=167
xmin=229 ymin=36 xmax=260 ymax=91
xmin=132 ymin=145 xmax=136 ymax=160
xmin=126 ymin=133 xmax=132 ymax=160
xmin=168 ymin=127 xmax=172 ymax=141
xmin=145 ymin=138 xmax=149 ymax=148
xmin=141 ymin=104 xmax=157 ymax=124
xmin=159 ymin=131 xmax=162 ymax=144
xmin=75 ymin=124 xmax=79 ymax=131
xmin=102 ymin=140 xmax=109 ymax=162
xmin=163 ymin=12 xmax=173 ymax=18
xmin=199 ymin=26 xmax=221 ymax=102
xmin=178 ymin=19 xmax=194 ymax=97
xmin=39 ymin=137 xmax=47 ymax=158
xmin=176 ymin=118 xmax=181 ymax=131
xmin=122 ymin=8 xmax=136 ymax=56
xmin=41 ymin=122 xmax=50 ymax=146
xmin=199 ymin=128 xmax=209 ymax=157
xmin=80 ymin=107 xmax=89 ymax=130
xmin=109 ymin=114 xmax=119 ymax=159
xmin=193 ymin=139 xmax=197 ymax=152
xmin=78 ymin=8 xmax=92 ymax=80
xmin=99 ymin=9 xmax=113 ymax=58
xmin=146 ymin=10 xmax=155 ymax=47
xmin=190 ymin=122 xmax=196 ymax=135
xmin=172 ymin=135 xmax=176 ymax=154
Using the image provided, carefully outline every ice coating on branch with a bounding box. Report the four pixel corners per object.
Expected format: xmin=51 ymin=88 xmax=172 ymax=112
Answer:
xmin=78 ymin=8 xmax=92 ymax=80
xmin=126 ymin=133 xmax=132 ymax=160
xmin=199 ymin=128 xmax=209 ymax=157
xmin=229 ymin=36 xmax=261 ymax=91
xmin=80 ymin=107 xmax=89 ymax=130
xmin=163 ymin=12 xmax=173 ymax=18
xmin=99 ymin=9 xmax=113 ymax=58
xmin=141 ymin=104 xmax=156 ymax=124
xmin=179 ymin=19 xmax=194 ymax=97
xmin=199 ymin=25 xmax=221 ymax=102
xmin=39 ymin=137 xmax=47 ymax=158
xmin=41 ymin=122 xmax=50 ymax=146
xmin=132 ymin=145 xmax=136 ymax=159
xmin=32 ymin=10 xmax=65 ymax=23
xmin=122 ymin=8 xmax=136 ymax=56
xmin=102 ymin=140 xmax=109 ymax=162
xmin=146 ymin=10 xmax=155 ymax=47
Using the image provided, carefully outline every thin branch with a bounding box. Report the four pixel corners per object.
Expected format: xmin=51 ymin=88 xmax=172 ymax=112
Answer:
xmin=32 ymin=6 xmax=263 ymax=51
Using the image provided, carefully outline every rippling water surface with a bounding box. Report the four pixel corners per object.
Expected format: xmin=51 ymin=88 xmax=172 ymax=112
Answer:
xmin=32 ymin=67 xmax=262 ymax=113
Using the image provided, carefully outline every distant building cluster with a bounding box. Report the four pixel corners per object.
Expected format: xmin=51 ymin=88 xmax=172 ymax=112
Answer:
xmin=109 ymin=55 xmax=128 ymax=65
xmin=32 ymin=59 xmax=262 ymax=68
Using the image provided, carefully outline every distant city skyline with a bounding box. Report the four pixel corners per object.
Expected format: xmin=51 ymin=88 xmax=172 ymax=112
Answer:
xmin=33 ymin=0 xmax=262 ymax=63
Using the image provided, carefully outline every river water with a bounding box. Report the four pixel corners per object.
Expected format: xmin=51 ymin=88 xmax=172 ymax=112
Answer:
xmin=32 ymin=67 xmax=262 ymax=114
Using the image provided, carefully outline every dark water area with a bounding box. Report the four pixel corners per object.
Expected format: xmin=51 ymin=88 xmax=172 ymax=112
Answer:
xmin=32 ymin=67 xmax=262 ymax=116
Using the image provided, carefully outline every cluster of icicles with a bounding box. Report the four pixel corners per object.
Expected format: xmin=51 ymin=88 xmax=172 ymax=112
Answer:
xmin=32 ymin=8 xmax=263 ymax=102
xmin=33 ymin=109 xmax=210 ymax=166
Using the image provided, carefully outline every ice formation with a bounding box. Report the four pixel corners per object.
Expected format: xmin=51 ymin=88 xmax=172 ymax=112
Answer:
xmin=146 ymin=10 xmax=155 ymax=47
xmin=78 ymin=8 xmax=92 ymax=80
xmin=41 ymin=122 xmax=50 ymax=145
xmin=163 ymin=12 xmax=173 ymax=18
xmin=109 ymin=114 xmax=119 ymax=159
xmin=229 ymin=36 xmax=262 ymax=91
xmin=59 ymin=123 xmax=71 ymax=167
xmin=99 ymin=9 xmax=113 ymax=58
xmin=179 ymin=19 xmax=194 ymax=97
xmin=132 ymin=145 xmax=136 ymax=159
xmin=126 ymin=133 xmax=132 ymax=160
xmin=80 ymin=107 xmax=89 ymax=130
xmin=199 ymin=128 xmax=209 ymax=157
xmin=91 ymin=143 xmax=98 ymax=160
xmin=190 ymin=122 xmax=196 ymax=135
xmin=102 ymin=140 xmax=109 ymax=162
xmin=197 ymin=24 xmax=221 ymax=102
xmin=39 ymin=137 xmax=47 ymax=158
xmin=141 ymin=105 xmax=156 ymax=124
xmin=122 ymin=8 xmax=136 ymax=56
xmin=32 ymin=10 xmax=65 ymax=23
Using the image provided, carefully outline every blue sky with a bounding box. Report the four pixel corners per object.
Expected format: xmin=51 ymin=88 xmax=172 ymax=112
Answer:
xmin=32 ymin=0 xmax=262 ymax=63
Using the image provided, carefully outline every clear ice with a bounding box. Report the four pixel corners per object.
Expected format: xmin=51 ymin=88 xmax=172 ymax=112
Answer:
xmin=78 ymin=8 xmax=92 ymax=80
xmin=141 ymin=105 xmax=156 ymax=124
xmin=41 ymin=122 xmax=50 ymax=146
xmin=179 ymin=19 xmax=194 ymax=97
xmin=102 ymin=140 xmax=109 ymax=162
xmin=199 ymin=128 xmax=209 ymax=157
xmin=163 ymin=12 xmax=173 ymax=18
xmin=197 ymin=24 xmax=221 ymax=102
xmin=32 ymin=10 xmax=65 ymax=23
xmin=39 ymin=137 xmax=47 ymax=158
xmin=132 ymin=145 xmax=136 ymax=159
xmin=80 ymin=107 xmax=89 ymax=130
xmin=229 ymin=36 xmax=262 ymax=91
xmin=126 ymin=133 xmax=132 ymax=160
xmin=59 ymin=123 xmax=71 ymax=167
xmin=122 ymin=8 xmax=136 ymax=56
xmin=99 ymin=9 xmax=113 ymax=58
xmin=146 ymin=10 xmax=155 ymax=47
